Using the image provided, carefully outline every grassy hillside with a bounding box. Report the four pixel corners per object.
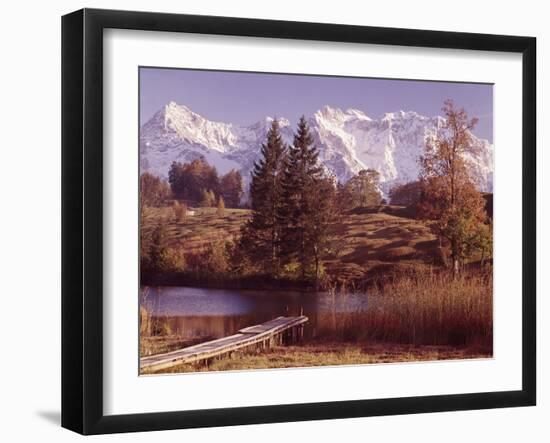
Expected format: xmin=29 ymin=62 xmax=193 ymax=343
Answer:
xmin=142 ymin=206 xmax=250 ymax=252
xmin=324 ymin=206 xmax=440 ymax=285
xmin=142 ymin=204 xmax=443 ymax=286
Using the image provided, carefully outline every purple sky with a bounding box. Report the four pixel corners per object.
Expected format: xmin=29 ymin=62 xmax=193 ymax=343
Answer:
xmin=140 ymin=67 xmax=493 ymax=142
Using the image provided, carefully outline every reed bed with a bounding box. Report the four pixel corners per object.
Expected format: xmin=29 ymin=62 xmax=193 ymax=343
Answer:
xmin=316 ymin=271 xmax=492 ymax=351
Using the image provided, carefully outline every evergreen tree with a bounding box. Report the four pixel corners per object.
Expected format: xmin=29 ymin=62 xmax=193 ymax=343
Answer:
xmin=239 ymin=119 xmax=287 ymax=275
xmin=308 ymin=176 xmax=338 ymax=285
xmin=279 ymin=116 xmax=325 ymax=280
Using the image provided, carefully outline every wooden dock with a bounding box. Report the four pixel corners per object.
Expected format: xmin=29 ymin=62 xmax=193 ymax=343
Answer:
xmin=140 ymin=316 xmax=308 ymax=373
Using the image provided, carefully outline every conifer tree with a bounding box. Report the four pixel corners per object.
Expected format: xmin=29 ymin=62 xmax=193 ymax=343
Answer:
xmin=308 ymin=176 xmax=337 ymax=285
xmin=279 ymin=116 xmax=326 ymax=280
xmin=239 ymin=119 xmax=287 ymax=275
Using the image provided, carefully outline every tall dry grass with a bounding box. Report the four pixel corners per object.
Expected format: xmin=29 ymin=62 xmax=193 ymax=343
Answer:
xmin=317 ymin=271 xmax=492 ymax=350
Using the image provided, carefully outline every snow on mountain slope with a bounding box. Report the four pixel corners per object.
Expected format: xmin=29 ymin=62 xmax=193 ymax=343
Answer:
xmin=140 ymin=101 xmax=293 ymax=181
xmin=140 ymin=102 xmax=494 ymax=195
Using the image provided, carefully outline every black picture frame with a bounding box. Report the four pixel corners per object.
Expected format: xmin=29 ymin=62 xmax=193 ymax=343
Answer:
xmin=61 ymin=8 xmax=536 ymax=435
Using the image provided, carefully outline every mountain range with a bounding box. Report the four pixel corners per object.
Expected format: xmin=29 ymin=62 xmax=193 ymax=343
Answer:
xmin=140 ymin=101 xmax=494 ymax=196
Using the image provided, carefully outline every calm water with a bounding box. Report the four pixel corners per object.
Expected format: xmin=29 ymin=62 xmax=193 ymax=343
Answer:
xmin=140 ymin=286 xmax=369 ymax=340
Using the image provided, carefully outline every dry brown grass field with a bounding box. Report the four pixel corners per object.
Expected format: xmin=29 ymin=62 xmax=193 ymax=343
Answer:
xmin=141 ymin=342 xmax=490 ymax=375
xmin=142 ymin=205 xmax=250 ymax=253
xmin=323 ymin=206 xmax=440 ymax=284
xmin=142 ymin=204 xmax=450 ymax=284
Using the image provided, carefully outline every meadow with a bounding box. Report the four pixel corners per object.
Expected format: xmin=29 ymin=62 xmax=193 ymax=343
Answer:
xmin=139 ymin=204 xmax=492 ymax=374
xmin=139 ymin=204 xmax=457 ymax=289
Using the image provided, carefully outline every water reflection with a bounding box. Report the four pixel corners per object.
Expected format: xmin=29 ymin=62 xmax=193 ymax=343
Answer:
xmin=141 ymin=286 xmax=369 ymax=340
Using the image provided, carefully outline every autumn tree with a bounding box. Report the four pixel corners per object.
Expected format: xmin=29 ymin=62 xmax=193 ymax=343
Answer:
xmin=186 ymin=241 xmax=230 ymax=279
xmin=389 ymin=180 xmax=423 ymax=206
xmin=140 ymin=172 xmax=171 ymax=209
xmin=141 ymin=225 xmax=184 ymax=273
xmin=346 ymin=169 xmax=382 ymax=207
xmin=200 ymin=189 xmax=216 ymax=207
xmin=172 ymin=200 xmax=187 ymax=223
xmin=168 ymin=157 xmax=219 ymax=202
xmin=418 ymin=100 xmax=490 ymax=275
xmin=239 ymin=119 xmax=287 ymax=275
xmin=337 ymin=170 xmax=382 ymax=210
xmin=147 ymin=225 xmax=168 ymax=273
xmin=217 ymin=196 xmax=226 ymax=217
xmin=466 ymin=221 xmax=493 ymax=268
xmin=335 ymin=181 xmax=354 ymax=213
xmin=220 ymin=169 xmax=244 ymax=208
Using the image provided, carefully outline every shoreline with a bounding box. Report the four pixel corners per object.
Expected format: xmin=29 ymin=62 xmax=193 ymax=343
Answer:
xmin=141 ymin=272 xmax=330 ymax=292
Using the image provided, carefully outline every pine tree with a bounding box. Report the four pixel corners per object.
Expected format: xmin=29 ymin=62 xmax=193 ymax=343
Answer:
xmin=279 ymin=116 xmax=326 ymax=280
xmin=239 ymin=119 xmax=287 ymax=275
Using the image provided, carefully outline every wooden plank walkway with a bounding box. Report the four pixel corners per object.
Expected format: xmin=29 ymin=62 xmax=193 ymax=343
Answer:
xmin=140 ymin=316 xmax=308 ymax=373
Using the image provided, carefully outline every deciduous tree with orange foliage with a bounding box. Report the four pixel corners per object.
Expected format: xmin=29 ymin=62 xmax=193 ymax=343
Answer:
xmin=417 ymin=100 xmax=491 ymax=275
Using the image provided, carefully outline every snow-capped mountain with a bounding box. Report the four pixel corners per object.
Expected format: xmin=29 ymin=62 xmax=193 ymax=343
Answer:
xmin=140 ymin=101 xmax=494 ymax=195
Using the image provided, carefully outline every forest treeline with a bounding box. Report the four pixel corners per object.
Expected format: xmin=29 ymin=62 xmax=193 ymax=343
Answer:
xmin=140 ymin=158 xmax=244 ymax=211
xmin=140 ymin=100 xmax=493 ymax=287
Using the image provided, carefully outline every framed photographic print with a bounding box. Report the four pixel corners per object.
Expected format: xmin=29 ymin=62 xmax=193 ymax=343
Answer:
xmin=61 ymin=8 xmax=536 ymax=435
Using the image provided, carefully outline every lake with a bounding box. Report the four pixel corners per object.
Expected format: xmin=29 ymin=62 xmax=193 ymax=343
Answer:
xmin=140 ymin=286 xmax=369 ymax=341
